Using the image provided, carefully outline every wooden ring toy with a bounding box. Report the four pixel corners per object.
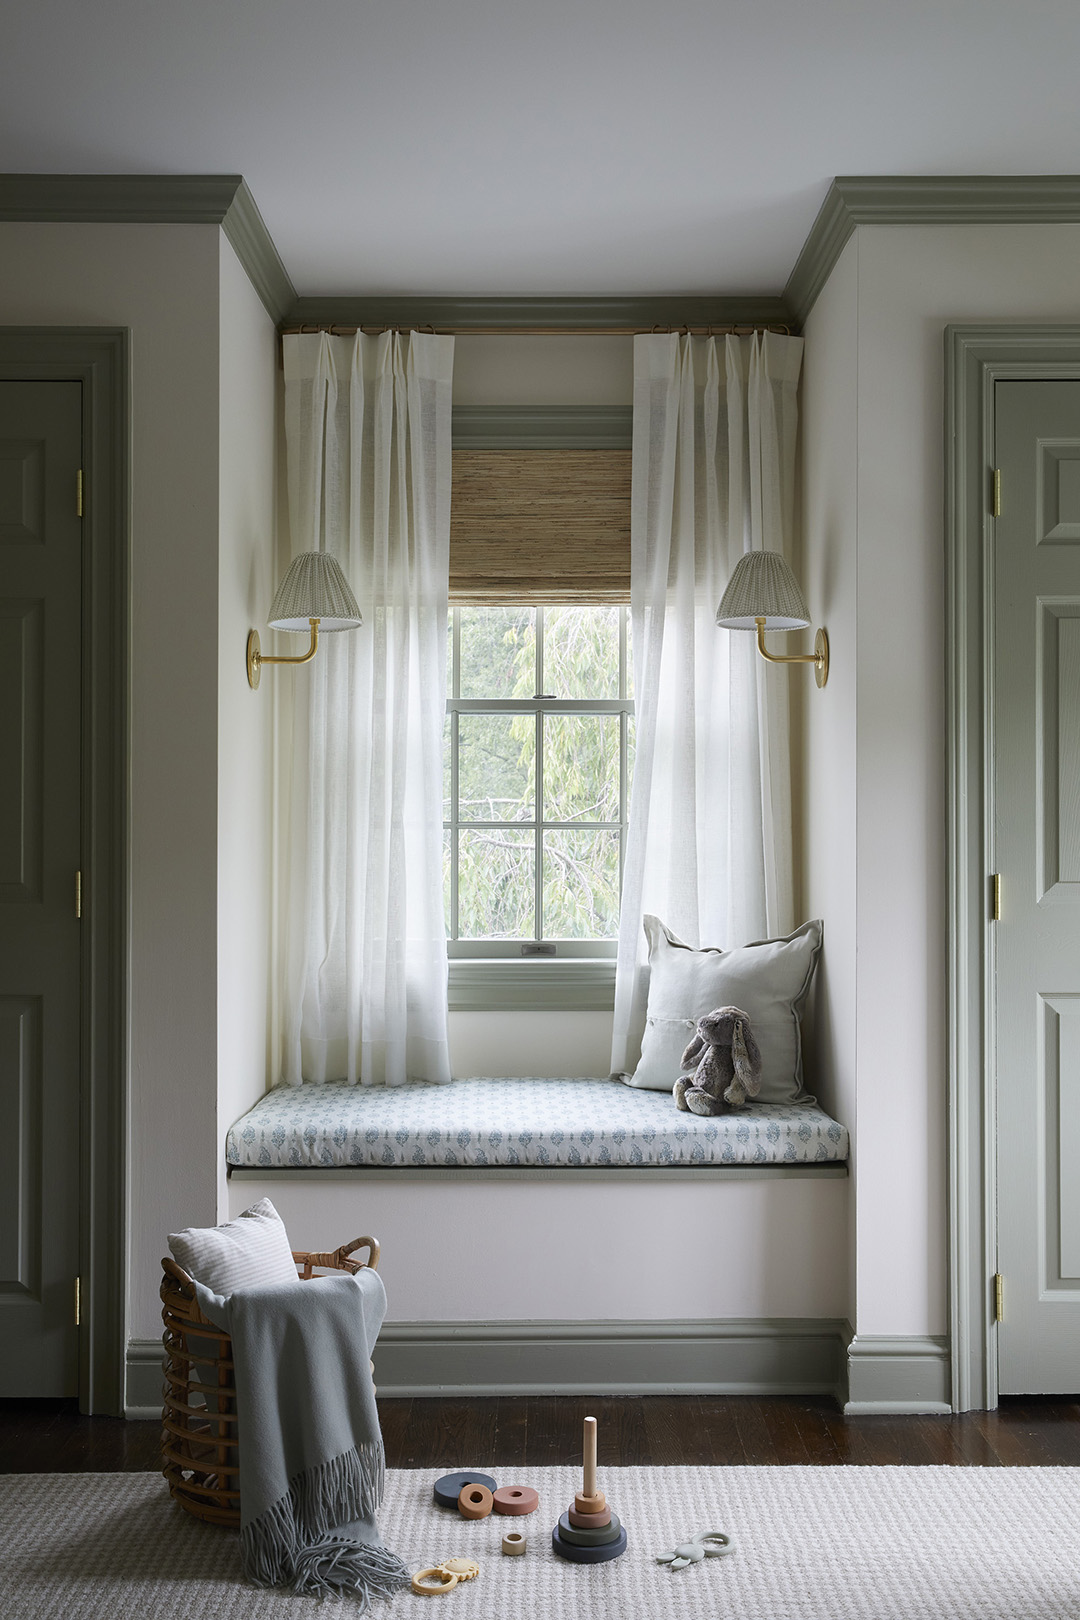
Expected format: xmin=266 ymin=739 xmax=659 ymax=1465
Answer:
xmin=574 ymin=1490 xmax=606 ymax=1516
xmin=412 ymin=1567 xmax=459 ymax=1595
xmin=493 ymin=1485 xmax=539 ymax=1516
xmin=568 ymin=1502 xmax=611 ymax=1528
xmin=692 ymin=1529 xmax=735 ymax=1557
xmin=551 ymin=1524 xmax=628 ymax=1563
xmin=556 ymin=1510 xmax=622 ymax=1548
xmin=438 ymin=1558 xmax=479 ymax=1581
xmin=457 ymin=1482 xmax=494 ymax=1519
xmin=501 ymin=1532 xmax=527 ymax=1556
xmin=433 ymin=1471 xmax=497 ymax=1510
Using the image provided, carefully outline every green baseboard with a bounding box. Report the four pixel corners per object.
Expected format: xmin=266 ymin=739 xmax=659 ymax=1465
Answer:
xmin=127 ymin=1322 xmax=953 ymax=1414
xmin=843 ymin=1333 xmax=951 ymax=1414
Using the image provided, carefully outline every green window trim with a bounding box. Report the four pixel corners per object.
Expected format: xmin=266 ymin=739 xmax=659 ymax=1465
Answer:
xmin=448 ymin=955 xmax=616 ymax=1012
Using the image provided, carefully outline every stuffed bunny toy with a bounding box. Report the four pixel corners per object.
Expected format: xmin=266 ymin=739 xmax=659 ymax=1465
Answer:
xmin=674 ymin=1006 xmax=762 ymax=1116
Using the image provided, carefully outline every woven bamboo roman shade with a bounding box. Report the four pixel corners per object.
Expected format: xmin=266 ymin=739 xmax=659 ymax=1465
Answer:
xmin=450 ymin=448 xmax=631 ymax=603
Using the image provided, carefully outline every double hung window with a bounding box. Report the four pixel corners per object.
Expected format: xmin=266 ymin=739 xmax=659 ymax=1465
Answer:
xmin=444 ymin=605 xmax=633 ymax=957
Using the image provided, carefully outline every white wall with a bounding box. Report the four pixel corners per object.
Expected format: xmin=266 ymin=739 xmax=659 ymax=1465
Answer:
xmin=0 ymin=222 xmax=226 ymax=1345
xmin=230 ymin=1174 xmax=850 ymax=1322
xmin=216 ymin=237 xmax=278 ymax=1216
xmin=803 ymin=221 xmax=1080 ymax=1341
xmin=798 ymin=235 xmax=859 ymax=1323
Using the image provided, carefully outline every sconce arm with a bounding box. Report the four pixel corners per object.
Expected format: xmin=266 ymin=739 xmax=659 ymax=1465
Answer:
xmin=246 ymin=619 xmax=320 ymax=689
xmin=755 ymin=617 xmax=829 ymax=688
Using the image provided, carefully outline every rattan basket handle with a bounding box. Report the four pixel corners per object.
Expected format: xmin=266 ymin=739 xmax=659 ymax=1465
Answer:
xmin=292 ymin=1236 xmax=380 ymax=1276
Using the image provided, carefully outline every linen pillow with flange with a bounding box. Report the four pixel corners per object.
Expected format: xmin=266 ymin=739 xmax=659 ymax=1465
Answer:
xmin=622 ymin=915 xmax=822 ymax=1104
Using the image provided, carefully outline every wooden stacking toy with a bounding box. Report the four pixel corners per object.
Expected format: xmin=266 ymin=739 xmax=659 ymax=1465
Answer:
xmin=551 ymin=1416 xmax=627 ymax=1564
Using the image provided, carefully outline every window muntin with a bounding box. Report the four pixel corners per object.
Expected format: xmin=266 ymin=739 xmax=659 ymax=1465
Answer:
xmin=445 ymin=605 xmax=633 ymax=952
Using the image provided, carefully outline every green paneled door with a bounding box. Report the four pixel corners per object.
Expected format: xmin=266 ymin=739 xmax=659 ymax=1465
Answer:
xmin=0 ymin=381 xmax=83 ymax=1395
xmin=994 ymin=379 xmax=1080 ymax=1395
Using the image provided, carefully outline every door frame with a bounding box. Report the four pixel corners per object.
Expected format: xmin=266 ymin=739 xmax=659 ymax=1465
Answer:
xmin=0 ymin=330 xmax=129 ymax=1413
xmin=945 ymin=324 xmax=1080 ymax=1411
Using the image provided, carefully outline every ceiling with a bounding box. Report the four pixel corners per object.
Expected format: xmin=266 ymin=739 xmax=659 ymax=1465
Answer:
xmin=5 ymin=0 xmax=1080 ymax=298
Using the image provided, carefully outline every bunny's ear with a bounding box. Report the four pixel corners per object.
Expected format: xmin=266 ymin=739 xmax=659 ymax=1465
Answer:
xmin=681 ymin=1033 xmax=704 ymax=1070
xmin=726 ymin=1016 xmax=761 ymax=1104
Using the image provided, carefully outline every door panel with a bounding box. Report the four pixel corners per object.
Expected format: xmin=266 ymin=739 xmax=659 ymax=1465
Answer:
xmin=995 ymin=379 xmax=1080 ymax=1394
xmin=0 ymin=380 xmax=82 ymax=1395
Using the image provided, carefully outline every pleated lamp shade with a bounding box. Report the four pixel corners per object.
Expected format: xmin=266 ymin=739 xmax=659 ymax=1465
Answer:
xmin=715 ymin=549 xmax=811 ymax=631
xmin=267 ymin=551 xmax=363 ymax=632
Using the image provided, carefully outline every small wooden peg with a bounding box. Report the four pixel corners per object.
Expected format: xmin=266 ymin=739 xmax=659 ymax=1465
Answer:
xmin=583 ymin=1415 xmax=597 ymax=1498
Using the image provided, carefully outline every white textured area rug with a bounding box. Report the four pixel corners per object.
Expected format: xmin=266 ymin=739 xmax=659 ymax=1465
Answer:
xmin=3 ymin=1466 xmax=1080 ymax=1620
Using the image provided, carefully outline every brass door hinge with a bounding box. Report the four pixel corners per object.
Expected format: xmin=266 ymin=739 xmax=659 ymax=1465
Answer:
xmin=993 ymin=1273 xmax=1004 ymax=1322
xmin=75 ymin=870 xmax=82 ymax=919
xmin=76 ymin=469 xmax=83 ymax=519
xmin=74 ymin=1276 xmax=81 ymax=1327
xmin=991 ymin=873 xmax=1001 ymax=921
xmin=992 ymin=468 xmax=1001 ymax=518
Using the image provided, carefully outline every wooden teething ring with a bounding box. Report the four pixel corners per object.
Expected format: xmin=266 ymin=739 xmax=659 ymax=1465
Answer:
xmin=412 ymin=1567 xmax=459 ymax=1595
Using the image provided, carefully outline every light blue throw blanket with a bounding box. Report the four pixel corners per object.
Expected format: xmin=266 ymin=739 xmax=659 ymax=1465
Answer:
xmin=194 ymin=1268 xmax=408 ymax=1604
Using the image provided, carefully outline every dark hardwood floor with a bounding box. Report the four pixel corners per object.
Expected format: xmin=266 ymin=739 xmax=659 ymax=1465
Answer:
xmin=3 ymin=1394 xmax=1080 ymax=1472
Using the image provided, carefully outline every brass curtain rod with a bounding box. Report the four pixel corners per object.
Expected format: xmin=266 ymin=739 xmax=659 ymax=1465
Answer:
xmin=279 ymin=322 xmax=792 ymax=338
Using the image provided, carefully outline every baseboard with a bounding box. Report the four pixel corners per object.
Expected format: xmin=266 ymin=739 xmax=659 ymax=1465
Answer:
xmin=125 ymin=1339 xmax=164 ymax=1419
xmin=372 ymin=1318 xmax=847 ymax=1397
xmin=844 ymin=1333 xmax=952 ymax=1414
xmin=130 ymin=1323 xmax=950 ymax=1408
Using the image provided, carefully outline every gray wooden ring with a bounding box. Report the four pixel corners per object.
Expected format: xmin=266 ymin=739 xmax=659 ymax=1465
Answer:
xmin=433 ymin=1471 xmax=497 ymax=1510
xmin=691 ymin=1529 xmax=735 ymax=1556
xmin=556 ymin=1509 xmax=622 ymax=1547
xmin=551 ymin=1524 xmax=628 ymax=1563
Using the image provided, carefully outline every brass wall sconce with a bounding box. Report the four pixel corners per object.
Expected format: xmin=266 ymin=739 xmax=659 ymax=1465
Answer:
xmin=247 ymin=550 xmax=363 ymax=690
xmin=715 ymin=549 xmax=829 ymax=688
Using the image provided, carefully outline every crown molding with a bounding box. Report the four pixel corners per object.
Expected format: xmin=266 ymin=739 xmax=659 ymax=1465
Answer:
xmin=0 ymin=173 xmax=295 ymax=323
xmin=283 ymin=294 xmax=792 ymax=332
xmin=9 ymin=172 xmax=1080 ymax=337
xmin=785 ymin=174 xmax=1080 ymax=326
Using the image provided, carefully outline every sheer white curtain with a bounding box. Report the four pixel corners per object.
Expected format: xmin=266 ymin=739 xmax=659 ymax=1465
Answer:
xmin=278 ymin=330 xmax=454 ymax=1087
xmin=611 ymin=331 xmax=804 ymax=1077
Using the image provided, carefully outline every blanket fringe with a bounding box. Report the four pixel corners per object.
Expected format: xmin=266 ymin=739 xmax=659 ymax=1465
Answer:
xmin=241 ymin=1441 xmax=396 ymax=1594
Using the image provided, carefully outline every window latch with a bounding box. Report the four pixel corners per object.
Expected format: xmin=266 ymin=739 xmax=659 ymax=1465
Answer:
xmin=521 ymin=942 xmax=557 ymax=956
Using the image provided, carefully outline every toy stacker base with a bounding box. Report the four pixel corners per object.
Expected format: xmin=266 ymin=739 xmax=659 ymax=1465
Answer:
xmin=551 ymin=1525 xmax=628 ymax=1563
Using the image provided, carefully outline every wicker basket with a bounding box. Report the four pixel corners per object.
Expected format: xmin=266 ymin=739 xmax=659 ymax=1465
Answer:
xmin=160 ymin=1236 xmax=380 ymax=1528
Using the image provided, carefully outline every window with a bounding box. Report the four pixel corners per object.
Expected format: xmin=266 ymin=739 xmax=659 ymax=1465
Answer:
xmin=444 ymin=605 xmax=634 ymax=959
xmin=445 ymin=411 xmax=633 ymax=1009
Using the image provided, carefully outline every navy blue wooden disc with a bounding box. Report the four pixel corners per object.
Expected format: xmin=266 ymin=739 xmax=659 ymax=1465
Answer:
xmin=552 ymin=1524 xmax=628 ymax=1563
xmin=433 ymin=1471 xmax=498 ymax=1509
xmin=556 ymin=1509 xmax=622 ymax=1547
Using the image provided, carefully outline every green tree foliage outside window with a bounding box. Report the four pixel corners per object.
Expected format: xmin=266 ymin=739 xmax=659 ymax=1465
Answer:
xmin=445 ymin=606 xmax=634 ymax=944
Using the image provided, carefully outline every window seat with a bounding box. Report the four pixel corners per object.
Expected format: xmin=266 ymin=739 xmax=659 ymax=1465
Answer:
xmin=226 ymin=1078 xmax=848 ymax=1172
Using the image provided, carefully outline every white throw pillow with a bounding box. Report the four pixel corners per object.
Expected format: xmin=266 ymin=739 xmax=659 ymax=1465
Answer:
xmin=168 ymin=1196 xmax=300 ymax=1293
xmin=623 ymin=916 xmax=822 ymax=1104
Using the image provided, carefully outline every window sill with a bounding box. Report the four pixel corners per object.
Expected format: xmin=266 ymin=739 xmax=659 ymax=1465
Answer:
xmin=448 ymin=957 xmax=615 ymax=1012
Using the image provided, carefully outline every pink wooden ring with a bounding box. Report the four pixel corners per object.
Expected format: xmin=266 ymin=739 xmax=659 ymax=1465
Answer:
xmin=568 ymin=1502 xmax=612 ymax=1528
xmin=457 ymin=1482 xmax=494 ymax=1519
xmin=493 ymin=1485 xmax=539 ymax=1516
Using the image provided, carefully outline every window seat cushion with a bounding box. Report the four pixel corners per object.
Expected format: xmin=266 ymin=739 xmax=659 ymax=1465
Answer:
xmin=226 ymin=1078 xmax=848 ymax=1171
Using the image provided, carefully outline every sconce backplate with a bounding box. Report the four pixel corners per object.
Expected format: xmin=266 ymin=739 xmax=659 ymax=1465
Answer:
xmin=247 ymin=629 xmax=261 ymax=690
xmin=815 ymin=627 xmax=829 ymax=688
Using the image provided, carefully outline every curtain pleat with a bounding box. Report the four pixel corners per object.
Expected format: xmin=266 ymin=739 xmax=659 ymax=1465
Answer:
xmin=278 ymin=330 xmax=454 ymax=1087
xmin=611 ymin=331 xmax=803 ymax=1079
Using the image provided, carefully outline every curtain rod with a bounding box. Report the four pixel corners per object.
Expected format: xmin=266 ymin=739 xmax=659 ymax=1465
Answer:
xmin=278 ymin=323 xmax=792 ymax=338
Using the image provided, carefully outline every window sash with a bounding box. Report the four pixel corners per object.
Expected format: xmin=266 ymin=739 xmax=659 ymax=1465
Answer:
xmin=445 ymin=606 xmax=632 ymax=951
